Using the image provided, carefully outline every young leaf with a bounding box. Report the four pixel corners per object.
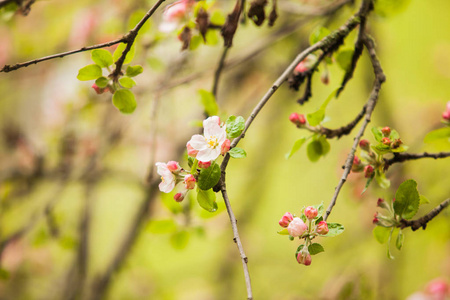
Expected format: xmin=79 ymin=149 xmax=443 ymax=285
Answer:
xmin=375 ymin=170 xmax=390 ymax=189
xmin=307 ymin=109 xmax=325 ymax=126
xmin=361 ymin=174 xmax=374 ymax=194
xmin=325 ymin=223 xmax=344 ymax=237
xmin=126 ymin=65 xmax=144 ymax=77
xmin=197 ymin=162 xmax=221 ymax=190
xmin=309 ymin=26 xmax=331 ymax=45
xmin=119 ymin=76 xmax=136 ymax=88
xmin=226 ymin=116 xmax=245 ymax=138
xmin=396 ymin=230 xmax=404 ymax=250
xmin=319 ymin=135 xmax=330 ymax=156
xmin=307 ymin=139 xmax=323 ymax=162
xmin=77 ymin=64 xmax=102 ymax=81
xmin=373 ymin=226 xmax=390 ymax=244
xmin=313 ymin=202 xmax=324 ymax=218
xmin=197 ymin=189 xmax=218 ymax=212
xmin=113 ymin=43 xmax=135 ymax=64
xmin=387 ymin=228 xmax=395 ymax=259
xmin=112 ymin=89 xmax=137 ymax=114
xmin=190 ymin=35 xmax=202 ymax=50
xmin=419 ymin=194 xmax=430 ymax=205
xmin=210 ymin=10 xmax=226 ymax=25
xmin=424 ymin=127 xmax=450 ymax=143
xmin=336 ymin=49 xmax=354 ymax=71
xmin=393 ymin=179 xmax=420 ymax=220
xmin=147 ymin=219 xmax=177 ymax=234
xmin=91 ymin=49 xmax=113 ymax=68
xmin=170 ymin=230 xmax=190 ymax=250
xmin=229 ymin=147 xmax=247 ymax=159
xmin=371 ymin=127 xmax=383 ymax=142
xmin=95 ymin=76 xmax=109 ymax=88
xmin=198 ymin=89 xmax=219 ymax=116
xmin=277 ymin=228 xmax=289 ymax=235
xmin=308 ymin=243 xmax=325 ymax=255
xmin=285 ymin=137 xmax=307 ymax=159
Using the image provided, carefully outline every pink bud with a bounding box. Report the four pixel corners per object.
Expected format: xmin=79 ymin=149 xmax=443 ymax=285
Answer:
xmin=359 ymin=139 xmax=370 ymax=151
xmin=381 ymin=126 xmax=391 ymax=137
xmin=304 ymin=206 xmax=318 ymax=220
xmin=295 ymin=61 xmax=308 ymax=73
xmin=92 ymin=83 xmax=106 ymax=94
xmin=316 ymin=221 xmax=329 ymax=235
xmin=391 ymin=139 xmax=402 ymax=149
xmin=364 ymin=165 xmax=374 ymax=178
xmin=221 ymin=139 xmax=231 ymax=155
xmin=425 ymin=278 xmax=449 ymax=299
xmin=289 ymin=113 xmax=306 ymax=126
xmin=278 ymin=212 xmax=294 ymax=228
xmin=373 ymin=212 xmax=379 ymax=224
xmin=443 ymin=111 xmax=450 ymax=120
xmin=198 ymin=161 xmax=211 ymax=169
xmin=377 ymin=198 xmax=384 ymax=207
xmin=174 ymin=192 xmax=185 ymax=202
xmin=352 ymin=156 xmax=363 ymax=173
xmin=184 ymin=174 xmax=196 ymax=190
xmin=186 ymin=142 xmax=199 ymax=157
xmin=163 ymin=0 xmax=191 ymax=22
xmin=382 ymin=137 xmax=391 ymax=145
xmin=297 ymin=252 xmax=312 ymax=266
xmin=287 ymin=217 xmax=308 ymax=237
xmin=167 ymin=161 xmax=181 ymax=172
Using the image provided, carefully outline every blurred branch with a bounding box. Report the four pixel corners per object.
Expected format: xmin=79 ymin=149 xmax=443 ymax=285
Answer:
xmin=212 ymin=46 xmax=230 ymax=99
xmin=278 ymin=0 xmax=353 ymax=16
xmin=384 ymin=151 xmax=450 ymax=169
xmin=323 ymin=33 xmax=386 ymax=222
xmin=0 ymin=0 xmax=166 ymax=73
xmin=400 ymin=198 xmax=450 ymax=231
xmin=0 ymin=0 xmax=35 ymax=15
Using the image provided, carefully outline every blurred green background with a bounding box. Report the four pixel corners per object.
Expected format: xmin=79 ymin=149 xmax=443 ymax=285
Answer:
xmin=0 ymin=0 xmax=449 ymax=299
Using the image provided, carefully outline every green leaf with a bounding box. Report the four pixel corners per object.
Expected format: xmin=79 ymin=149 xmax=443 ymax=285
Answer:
xmin=375 ymin=170 xmax=390 ymax=189
xmin=371 ymin=127 xmax=383 ymax=142
xmin=197 ymin=162 xmax=221 ymax=190
xmin=77 ymin=64 xmax=102 ymax=81
xmin=190 ymin=35 xmax=202 ymax=50
xmin=387 ymin=227 xmax=395 ymax=259
xmin=361 ymin=174 xmax=374 ymax=194
xmin=205 ymin=29 xmax=219 ymax=46
xmin=112 ymin=89 xmax=137 ymax=114
xmin=373 ymin=226 xmax=390 ymax=244
xmin=309 ymin=26 xmax=331 ymax=45
xmin=197 ymin=189 xmax=218 ymax=212
xmin=307 ymin=109 xmax=325 ymax=126
xmin=170 ymin=230 xmax=190 ymax=250
xmin=312 ymin=202 xmax=324 ymax=218
xmin=325 ymin=223 xmax=344 ymax=237
xmin=419 ymin=194 xmax=430 ymax=205
xmin=91 ymin=49 xmax=113 ymax=68
xmin=396 ymin=230 xmax=404 ymax=250
xmin=393 ymin=179 xmax=420 ymax=220
xmin=308 ymin=243 xmax=325 ymax=255
xmin=126 ymin=65 xmax=144 ymax=77
xmin=229 ymin=147 xmax=247 ymax=159
xmin=128 ymin=9 xmax=151 ymax=32
xmin=226 ymin=116 xmax=245 ymax=138
xmin=424 ymin=127 xmax=450 ymax=143
xmin=285 ymin=137 xmax=307 ymax=159
xmin=372 ymin=144 xmax=391 ymax=155
xmin=307 ymin=140 xmax=322 ymax=162
xmin=390 ymin=145 xmax=409 ymax=153
xmin=277 ymin=228 xmax=289 ymax=235
xmin=336 ymin=49 xmax=354 ymax=71
xmin=147 ymin=219 xmax=177 ymax=234
xmin=210 ymin=10 xmax=225 ymax=25
xmin=113 ymin=43 xmax=135 ymax=65
xmin=95 ymin=76 xmax=109 ymax=88
xmin=198 ymin=89 xmax=219 ymax=116
xmin=295 ymin=244 xmax=305 ymax=259
xmin=119 ymin=76 xmax=136 ymax=88
xmin=319 ymin=135 xmax=330 ymax=156
xmin=390 ymin=129 xmax=400 ymax=140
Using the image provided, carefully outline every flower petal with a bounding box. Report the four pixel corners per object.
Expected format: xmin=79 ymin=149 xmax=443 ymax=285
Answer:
xmin=189 ymin=134 xmax=207 ymax=150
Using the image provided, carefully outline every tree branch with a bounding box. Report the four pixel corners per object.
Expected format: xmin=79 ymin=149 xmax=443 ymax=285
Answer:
xmin=384 ymin=151 xmax=450 ymax=169
xmin=400 ymin=199 xmax=450 ymax=231
xmin=318 ymin=104 xmax=367 ymax=139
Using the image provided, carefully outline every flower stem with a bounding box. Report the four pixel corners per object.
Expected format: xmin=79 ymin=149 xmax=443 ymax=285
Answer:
xmin=190 ymin=159 xmax=198 ymax=175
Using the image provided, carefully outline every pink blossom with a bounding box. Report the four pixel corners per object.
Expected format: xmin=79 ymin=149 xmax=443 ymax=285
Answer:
xmin=221 ymin=139 xmax=231 ymax=156
xmin=289 ymin=112 xmax=306 ymax=126
xmin=278 ymin=212 xmax=294 ymax=228
xmin=381 ymin=126 xmax=391 ymax=137
xmin=156 ymin=162 xmax=176 ymax=193
xmin=425 ymin=278 xmax=449 ymax=300
xmin=174 ymin=192 xmax=185 ymax=202
xmin=187 ymin=116 xmax=227 ymax=162
xmin=184 ymin=174 xmax=196 ymax=190
xmin=316 ymin=221 xmax=329 ymax=235
xmin=167 ymin=161 xmax=181 ymax=172
xmin=304 ymin=206 xmax=318 ymax=220
xmin=297 ymin=252 xmax=312 ymax=266
xmin=159 ymin=0 xmax=193 ymax=32
xmin=287 ymin=217 xmax=308 ymax=237
xmin=187 ymin=142 xmax=199 ymax=157
xmin=198 ymin=160 xmax=211 ymax=169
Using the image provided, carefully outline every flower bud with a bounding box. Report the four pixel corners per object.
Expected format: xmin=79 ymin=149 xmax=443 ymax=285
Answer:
xmin=278 ymin=212 xmax=294 ymax=228
xmin=382 ymin=137 xmax=391 ymax=145
xmin=364 ymin=165 xmax=374 ymax=178
xmin=174 ymin=192 xmax=185 ymax=202
xmin=198 ymin=160 xmax=211 ymax=169
xmin=287 ymin=217 xmax=308 ymax=237
xmin=381 ymin=126 xmax=391 ymax=137
xmin=186 ymin=142 xmax=199 ymax=157
xmin=373 ymin=212 xmax=379 ymax=224
xmin=377 ymin=198 xmax=384 ymax=207
xmin=295 ymin=61 xmax=308 ymax=73
xmin=221 ymin=139 xmax=231 ymax=155
xmin=316 ymin=221 xmax=329 ymax=235
xmin=352 ymin=155 xmax=364 ymax=173
xmin=320 ymin=69 xmax=329 ymax=85
xmin=297 ymin=252 xmax=312 ymax=266
xmin=289 ymin=113 xmax=306 ymax=126
xmin=359 ymin=139 xmax=370 ymax=152
xmin=167 ymin=161 xmax=181 ymax=172
xmin=184 ymin=174 xmax=196 ymax=190
xmin=304 ymin=206 xmax=318 ymax=220
xmin=391 ymin=139 xmax=402 ymax=149
xmin=443 ymin=111 xmax=450 ymax=121
xmin=92 ymin=83 xmax=106 ymax=94
xmin=425 ymin=278 xmax=450 ymax=299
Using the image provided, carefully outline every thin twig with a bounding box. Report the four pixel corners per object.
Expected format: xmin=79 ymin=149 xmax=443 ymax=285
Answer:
xmin=1 ymin=0 xmax=166 ymax=73
xmin=400 ymin=198 xmax=450 ymax=231
xmin=317 ymin=104 xmax=367 ymax=139
xmin=323 ymin=33 xmax=386 ymax=222
xmin=212 ymin=46 xmax=230 ymax=99
xmin=384 ymin=151 xmax=450 ymax=169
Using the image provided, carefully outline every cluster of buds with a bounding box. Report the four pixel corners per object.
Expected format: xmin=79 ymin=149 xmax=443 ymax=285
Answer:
xmin=380 ymin=126 xmax=403 ymax=149
xmin=442 ymin=101 xmax=450 ymax=122
xmin=278 ymin=206 xmax=330 ymax=266
xmin=372 ymin=198 xmax=397 ymax=227
xmin=156 ymin=161 xmax=197 ymax=202
xmin=289 ymin=112 xmax=306 ymax=127
xmin=352 ymin=139 xmax=376 ymax=177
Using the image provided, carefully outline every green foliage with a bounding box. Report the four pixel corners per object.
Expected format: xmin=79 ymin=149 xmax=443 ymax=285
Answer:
xmin=126 ymin=65 xmax=144 ymax=77
xmin=307 ymin=135 xmax=330 ymax=162
xmin=285 ymin=137 xmax=308 ymax=159
xmin=77 ymin=64 xmax=102 ymax=81
xmin=424 ymin=127 xmax=450 ymax=143
xmin=375 ymin=170 xmax=390 ymax=189
xmin=226 ymin=116 xmax=245 ymax=138
xmin=396 ymin=230 xmax=404 ymax=250
xmin=170 ymin=230 xmax=190 ymax=250
xmin=197 ymin=162 xmax=221 ymax=190
xmin=197 ymin=188 xmax=218 ymax=212
xmin=95 ymin=76 xmax=109 ymax=88
xmin=210 ymin=10 xmax=225 ymax=25
xmin=91 ymin=49 xmax=113 ymax=68
xmin=309 ymin=26 xmax=331 ymax=45
xmin=119 ymin=76 xmax=136 ymax=88
xmin=190 ymin=35 xmax=202 ymax=50
xmin=373 ymin=226 xmax=390 ymax=244
xmin=277 ymin=228 xmax=289 ymax=235
xmin=308 ymin=243 xmax=325 ymax=255
xmin=393 ymin=179 xmax=420 ymax=220
xmin=198 ymin=89 xmax=219 ymax=116
xmin=148 ymin=219 xmax=178 ymax=234
xmin=306 ymin=109 xmax=325 ymax=126
xmin=229 ymin=147 xmax=247 ymax=159
xmin=112 ymin=89 xmax=137 ymax=114
xmin=325 ymin=223 xmax=345 ymax=237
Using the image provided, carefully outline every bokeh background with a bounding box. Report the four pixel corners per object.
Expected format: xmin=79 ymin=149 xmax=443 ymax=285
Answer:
xmin=0 ymin=0 xmax=449 ymax=299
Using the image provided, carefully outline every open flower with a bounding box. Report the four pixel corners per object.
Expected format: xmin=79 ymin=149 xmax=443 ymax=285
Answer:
xmin=187 ymin=116 xmax=227 ymax=162
xmin=156 ymin=162 xmax=176 ymax=193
